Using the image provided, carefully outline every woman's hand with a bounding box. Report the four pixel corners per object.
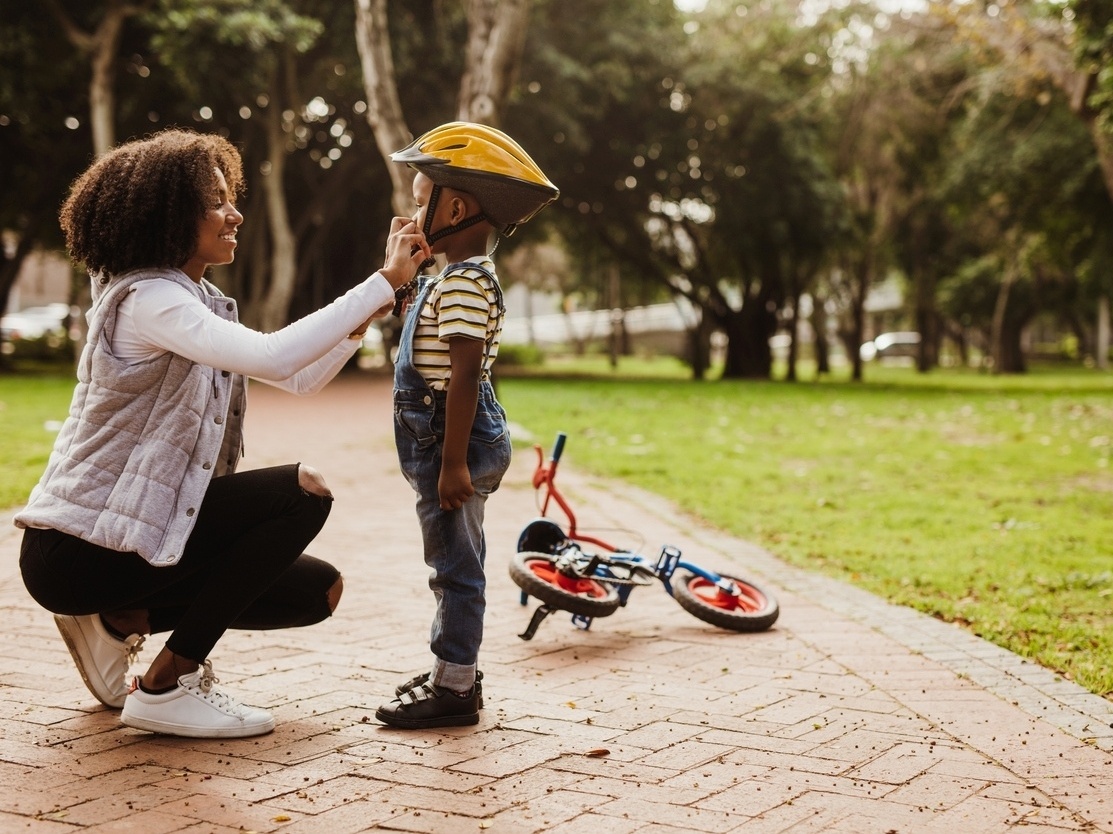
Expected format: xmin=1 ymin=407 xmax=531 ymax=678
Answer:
xmin=380 ymin=218 xmax=431 ymax=289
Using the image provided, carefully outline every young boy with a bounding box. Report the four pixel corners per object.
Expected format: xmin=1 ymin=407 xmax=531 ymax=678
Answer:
xmin=376 ymin=123 xmax=558 ymax=729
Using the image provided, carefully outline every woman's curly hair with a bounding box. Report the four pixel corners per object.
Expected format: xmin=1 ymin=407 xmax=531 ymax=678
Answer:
xmin=60 ymin=129 xmax=245 ymax=278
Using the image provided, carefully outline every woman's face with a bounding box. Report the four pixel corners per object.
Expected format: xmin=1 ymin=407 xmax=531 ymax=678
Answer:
xmin=182 ymin=168 xmax=243 ymax=282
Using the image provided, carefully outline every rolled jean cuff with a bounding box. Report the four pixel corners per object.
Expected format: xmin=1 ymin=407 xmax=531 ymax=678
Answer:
xmin=432 ymin=658 xmax=477 ymax=693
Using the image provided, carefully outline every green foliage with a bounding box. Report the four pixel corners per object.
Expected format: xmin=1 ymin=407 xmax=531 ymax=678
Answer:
xmin=0 ymin=5 xmax=92 ymax=244
xmin=146 ymin=0 xmax=324 ymax=96
xmin=154 ymin=0 xmax=323 ymax=51
xmin=507 ymin=0 xmax=851 ymax=378
xmin=1070 ymin=0 xmax=1113 ymax=130
xmin=495 ymin=343 xmax=544 ymax=368
xmin=2 ymin=0 xmax=1111 ymax=376
xmin=937 ymin=85 xmax=1113 ymax=341
xmin=500 ymin=366 xmax=1113 ymax=698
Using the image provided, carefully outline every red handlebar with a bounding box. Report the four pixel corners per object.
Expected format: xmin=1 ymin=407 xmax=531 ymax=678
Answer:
xmin=529 ymin=433 xmax=616 ymax=552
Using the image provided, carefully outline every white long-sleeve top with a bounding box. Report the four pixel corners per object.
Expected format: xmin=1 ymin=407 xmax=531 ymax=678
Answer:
xmin=111 ymin=271 xmax=394 ymax=393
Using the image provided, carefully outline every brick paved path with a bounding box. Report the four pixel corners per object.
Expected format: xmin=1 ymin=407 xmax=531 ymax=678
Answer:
xmin=1 ymin=373 xmax=1110 ymax=833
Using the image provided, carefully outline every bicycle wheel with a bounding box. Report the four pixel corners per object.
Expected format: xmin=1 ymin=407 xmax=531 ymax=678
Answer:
xmin=671 ymin=570 xmax=779 ymax=632
xmin=509 ymin=552 xmax=622 ymax=618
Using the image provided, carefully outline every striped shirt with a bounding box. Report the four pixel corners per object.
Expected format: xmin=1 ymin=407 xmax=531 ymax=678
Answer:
xmin=411 ymin=258 xmax=503 ymax=390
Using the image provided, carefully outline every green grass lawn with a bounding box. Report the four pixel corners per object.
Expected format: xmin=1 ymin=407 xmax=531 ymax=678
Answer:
xmin=498 ymin=361 xmax=1113 ymax=700
xmin=0 ymin=370 xmax=75 ymax=508
xmin=4 ymin=360 xmax=1111 ymax=699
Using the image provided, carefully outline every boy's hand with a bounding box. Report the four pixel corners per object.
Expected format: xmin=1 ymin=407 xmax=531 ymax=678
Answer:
xmin=381 ymin=218 xmax=430 ymax=289
xmin=438 ymin=463 xmax=475 ymax=510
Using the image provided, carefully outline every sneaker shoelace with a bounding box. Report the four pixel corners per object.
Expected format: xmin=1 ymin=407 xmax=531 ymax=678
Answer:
xmin=187 ymin=660 xmax=250 ymax=718
xmin=124 ymin=634 xmax=145 ymax=667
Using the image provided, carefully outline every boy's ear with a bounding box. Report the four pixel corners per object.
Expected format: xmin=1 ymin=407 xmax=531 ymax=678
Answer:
xmin=450 ymin=195 xmax=468 ymax=223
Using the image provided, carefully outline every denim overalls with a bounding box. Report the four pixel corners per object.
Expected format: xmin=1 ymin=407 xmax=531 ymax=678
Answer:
xmin=393 ymin=263 xmax=512 ymax=692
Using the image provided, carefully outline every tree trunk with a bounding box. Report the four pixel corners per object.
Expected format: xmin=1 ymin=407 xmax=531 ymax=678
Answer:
xmin=810 ymin=293 xmax=830 ymax=375
xmin=353 ymin=0 xmax=418 ymax=216
xmin=849 ymin=291 xmax=865 ymax=382
xmin=607 ymin=263 xmax=621 ymax=369
xmin=839 ymin=245 xmax=874 ymax=383
xmin=457 ymin=0 xmax=529 ymax=125
xmin=721 ymin=304 xmax=774 ymax=379
xmin=943 ymin=321 xmax=969 ymax=367
xmin=688 ymin=312 xmax=712 ymax=381
xmin=256 ymin=100 xmax=298 ymax=332
xmin=1098 ymin=295 xmax=1110 ymax=370
xmin=990 ymin=261 xmax=1016 ymax=374
xmin=996 ymin=319 xmax=1027 ymax=373
xmin=913 ymin=264 xmax=938 ymax=372
xmin=87 ymin=13 xmax=122 ymax=155
xmin=241 ymin=188 xmax=270 ymax=330
xmin=785 ymin=294 xmax=800 ymax=382
xmin=44 ymin=0 xmax=143 ymax=156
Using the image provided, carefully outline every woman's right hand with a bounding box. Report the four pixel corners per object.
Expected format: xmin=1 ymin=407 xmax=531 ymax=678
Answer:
xmin=380 ymin=218 xmax=431 ymax=289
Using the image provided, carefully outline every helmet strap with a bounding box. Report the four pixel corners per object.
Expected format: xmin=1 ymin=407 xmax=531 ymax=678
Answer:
xmin=418 ymin=185 xmax=442 ymax=270
xmin=421 ymin=183 xmax=493 ymax=267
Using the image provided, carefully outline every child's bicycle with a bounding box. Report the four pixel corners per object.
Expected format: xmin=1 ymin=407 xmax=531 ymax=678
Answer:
xmin=509 ymin=432 xmax=780 ymax=640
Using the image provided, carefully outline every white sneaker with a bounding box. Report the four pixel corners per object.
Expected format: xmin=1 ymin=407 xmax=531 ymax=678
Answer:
xmin=54 ymin=614 xmax=145 ymax=709
xmin=121 ymin=660 xmax=275 ymax=738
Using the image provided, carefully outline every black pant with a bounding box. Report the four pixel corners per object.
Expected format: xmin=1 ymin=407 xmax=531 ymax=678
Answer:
xmin=20 ymin=464 xmax=338 ymax=662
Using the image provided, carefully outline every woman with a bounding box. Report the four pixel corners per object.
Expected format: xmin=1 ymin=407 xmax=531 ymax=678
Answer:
xmin=15 ymin=128 xmax=430 ymax=739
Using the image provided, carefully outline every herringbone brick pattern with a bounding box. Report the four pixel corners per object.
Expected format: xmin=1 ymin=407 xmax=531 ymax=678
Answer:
xmin=1 ymin=374 xmax=1110 ymax=833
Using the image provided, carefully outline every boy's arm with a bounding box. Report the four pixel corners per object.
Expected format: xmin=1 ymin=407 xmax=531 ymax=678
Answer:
xmin=439 ymin=335 xmax=486 ymax=510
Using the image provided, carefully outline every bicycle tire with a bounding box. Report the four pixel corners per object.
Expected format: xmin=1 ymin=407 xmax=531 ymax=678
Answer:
xmin=509 ymin=552 xmax=622 ymax=618
xmin=671 ymin=570 xmax=779 ymax=632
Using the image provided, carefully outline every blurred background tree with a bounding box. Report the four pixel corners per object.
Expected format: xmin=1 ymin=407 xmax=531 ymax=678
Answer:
xmin=2 ymin=0 xmax=1111 ymax=376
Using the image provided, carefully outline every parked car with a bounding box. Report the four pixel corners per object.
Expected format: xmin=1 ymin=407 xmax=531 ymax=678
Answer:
xmin=859 ymin=331 xmax=920 ymax=362
xmin=1 ymin=303 xmax=74 ymax=356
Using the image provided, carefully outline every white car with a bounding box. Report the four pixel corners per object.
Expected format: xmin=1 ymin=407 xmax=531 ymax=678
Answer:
xmin=1 ymin=303 xmax=72 ymax=346
xmin=860 ymin=331 xmax=920 ymax=362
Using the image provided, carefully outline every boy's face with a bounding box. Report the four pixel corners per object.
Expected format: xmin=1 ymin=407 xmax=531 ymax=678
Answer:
xmin=411 ymin=172 xmax=443 ymax=251
xmin=411 ymin=172 xmax=478 ymax=253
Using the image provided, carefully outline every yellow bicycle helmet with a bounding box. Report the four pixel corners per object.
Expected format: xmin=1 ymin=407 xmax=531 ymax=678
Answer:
xmin=392 ymin=122 xmax=559 ymax=235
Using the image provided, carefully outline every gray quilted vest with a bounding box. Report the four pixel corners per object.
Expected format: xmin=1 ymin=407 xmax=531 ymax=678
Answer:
xmin=15 ymin=268 xmax=247 ymax=566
